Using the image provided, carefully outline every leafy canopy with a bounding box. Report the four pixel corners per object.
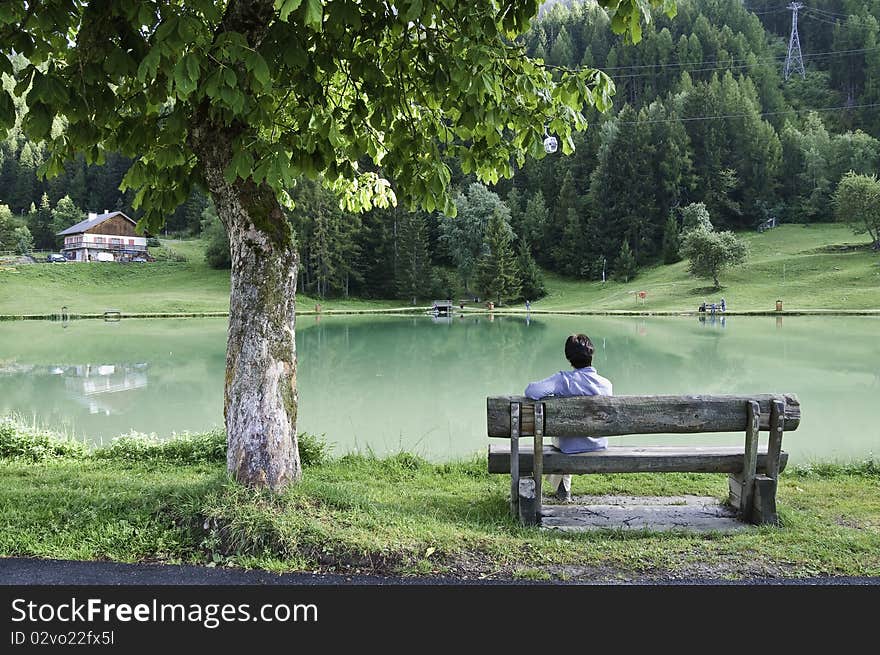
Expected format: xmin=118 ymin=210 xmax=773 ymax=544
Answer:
xmin=1 ymin=0 xmax=675 ymax=233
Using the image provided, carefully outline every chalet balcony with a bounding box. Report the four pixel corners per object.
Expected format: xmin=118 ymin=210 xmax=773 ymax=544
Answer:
xmin=63 ymin=242 xmax=148 ymax=252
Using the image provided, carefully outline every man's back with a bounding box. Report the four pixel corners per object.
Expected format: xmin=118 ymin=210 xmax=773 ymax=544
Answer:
xmin=524 ymin=366 xmax=612 ymax=453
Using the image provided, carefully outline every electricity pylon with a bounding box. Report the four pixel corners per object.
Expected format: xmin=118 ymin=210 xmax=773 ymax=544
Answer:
xmin=784 ymin=2 xmax=806 ymax=80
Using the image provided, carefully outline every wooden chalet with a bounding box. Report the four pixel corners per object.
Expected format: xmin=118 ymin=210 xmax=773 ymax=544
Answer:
xmin=57 ymin=211 xmax=149 ymax=262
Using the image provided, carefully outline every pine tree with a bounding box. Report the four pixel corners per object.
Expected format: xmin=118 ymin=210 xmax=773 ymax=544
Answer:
xmin=614 ymin=240 xmax=637 ymax=283
xmin=395 ymin=210 xmax=434 ymax=304
xmin=661 ymin=214 xmax=681 ymax=264
xmin=476 ymin=207 xmax=521 ymax=305
xmin=521 ymin=190 xmax=549 ymax=263
xmin=28 ymin=193 xmax=54 ymax=250
xmin=517 ymin=238 xmax=546 ymax=301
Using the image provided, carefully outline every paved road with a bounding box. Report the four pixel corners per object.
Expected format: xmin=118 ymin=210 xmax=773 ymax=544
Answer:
xmin=2 ymin=558 xmax=879 ymax=585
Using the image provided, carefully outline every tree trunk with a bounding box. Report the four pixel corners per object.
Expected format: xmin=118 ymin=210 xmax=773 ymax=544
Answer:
xmin=195 ymin=136 xmax=301 ymax=491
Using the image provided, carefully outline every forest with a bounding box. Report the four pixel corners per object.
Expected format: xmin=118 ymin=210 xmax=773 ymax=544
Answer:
xmin=1 ymin=0 xmax=879 ymax=302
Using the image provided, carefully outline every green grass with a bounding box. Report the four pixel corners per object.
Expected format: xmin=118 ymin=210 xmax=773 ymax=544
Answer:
xmin=0 ymin=238 xmax=404 ymax=315
xmin=531 ymin=224 xmax=880 ymax=312
xmin=1 ymin=419 xmax=878 ymax=580
xmin=1 ymin=225 xmax=878 ymax=316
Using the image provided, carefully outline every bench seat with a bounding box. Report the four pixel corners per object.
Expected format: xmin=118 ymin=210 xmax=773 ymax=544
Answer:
xmin=488 ymin=443 xmax=789 ymax=475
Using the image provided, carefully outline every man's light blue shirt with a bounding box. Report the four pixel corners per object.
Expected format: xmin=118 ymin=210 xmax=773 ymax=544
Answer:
xmin=524 ymin=366 xmax=613 ymax=453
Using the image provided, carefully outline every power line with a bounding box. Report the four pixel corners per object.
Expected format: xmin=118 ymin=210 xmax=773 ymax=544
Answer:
xmin=605 ymin=45 xmax=880 ymax=80
xmin=802 ymin=8 xmax=870 ymax=27
xmin=615 ymin=101 xmax=880 ymax=125
xmin=805 ymin=6 xmax=856 ymax=19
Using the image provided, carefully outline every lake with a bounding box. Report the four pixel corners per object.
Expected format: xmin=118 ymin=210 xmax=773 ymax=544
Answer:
xmin=0 ymin=314 xmax=877 ymax=463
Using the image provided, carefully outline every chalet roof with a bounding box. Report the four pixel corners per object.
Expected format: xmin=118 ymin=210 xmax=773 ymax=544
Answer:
xmin=57 ymin=211 xmax=137 ymax=236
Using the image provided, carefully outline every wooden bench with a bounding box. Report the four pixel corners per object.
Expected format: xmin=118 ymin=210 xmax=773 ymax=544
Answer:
xmin=487 ymin=394 xmax=801 ymax=527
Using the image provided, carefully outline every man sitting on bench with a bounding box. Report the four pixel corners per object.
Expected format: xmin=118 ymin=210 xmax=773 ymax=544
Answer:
xmin=524 ymin=334 xmax=614 ymax=503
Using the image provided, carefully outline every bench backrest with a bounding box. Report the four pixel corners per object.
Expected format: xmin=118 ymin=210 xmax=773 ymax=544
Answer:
xmin=487 ymin=394 xmax=801 ymax=438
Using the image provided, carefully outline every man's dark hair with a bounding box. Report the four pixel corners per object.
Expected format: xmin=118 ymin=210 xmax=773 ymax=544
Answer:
xmin=565 ymin=334 xmax=594 ymax=369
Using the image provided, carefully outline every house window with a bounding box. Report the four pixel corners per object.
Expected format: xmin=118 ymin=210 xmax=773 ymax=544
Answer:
xmin=128 ymin=239 xmax=135 ymax=245
xmin=94 ymin=236 xmax=105 ymax=244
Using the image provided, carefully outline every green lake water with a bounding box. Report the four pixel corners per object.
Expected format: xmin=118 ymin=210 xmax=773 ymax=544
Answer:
xmin=0 ymin=314 xmax=877 ymax=463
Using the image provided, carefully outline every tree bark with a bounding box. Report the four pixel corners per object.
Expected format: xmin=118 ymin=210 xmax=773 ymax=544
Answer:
xmin=193 ymin=130 xmax=301 ymax=492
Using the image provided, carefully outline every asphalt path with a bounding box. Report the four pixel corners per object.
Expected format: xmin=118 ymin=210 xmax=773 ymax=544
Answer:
xmin=2 ymin=558 xmax=879 ymax=585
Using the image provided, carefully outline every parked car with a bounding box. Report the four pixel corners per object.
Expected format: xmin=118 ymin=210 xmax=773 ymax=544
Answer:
xmin=46 ymin=253 xmax=66 ymax=263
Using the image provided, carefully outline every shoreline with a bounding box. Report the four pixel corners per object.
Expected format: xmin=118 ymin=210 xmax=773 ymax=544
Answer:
xmin=2 ymin=307 xmax=879 ymax=321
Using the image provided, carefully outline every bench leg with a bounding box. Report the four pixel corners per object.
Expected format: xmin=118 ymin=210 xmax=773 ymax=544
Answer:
xmin=728 ymin=473 xmax=745 ymax=512
xmin=730 ymin=473 xmax=779 ymax=526
xmin=751 ymin=475 xmax=779 ymax=526
xmin=518 ymin=477 xmax=539 ymax=526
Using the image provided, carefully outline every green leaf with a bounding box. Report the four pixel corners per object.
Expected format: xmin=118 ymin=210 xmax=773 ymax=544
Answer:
xmin=276 ymin=0 xmax=303 ymax=22
xmin=24 ymin=102 xmax=52 ymax=139
xmin=404 ymin=0 xmax=422 ymax=23
xmin=304 ymin=0 xmax=323 ymax=31
xmin=0 ymin=90 xmax=15 ymax=130
xmin=249 ymin=53 xmax=270 ymax=88
xmin=185 ymin=54 xmax=200 ymax=85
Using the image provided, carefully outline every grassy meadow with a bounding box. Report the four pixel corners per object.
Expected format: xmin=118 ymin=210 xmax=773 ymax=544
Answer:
xmin=0 ymin=223 xmax=878 ymax=316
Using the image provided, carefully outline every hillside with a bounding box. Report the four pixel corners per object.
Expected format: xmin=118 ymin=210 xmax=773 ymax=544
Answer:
xmin=536 ymin=223 xmax=880 ymax=312
xmin=0 ymin=225 xmax=877 ymax=316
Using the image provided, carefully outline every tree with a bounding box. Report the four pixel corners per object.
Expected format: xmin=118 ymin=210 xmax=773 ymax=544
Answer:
xmin=520 ymin=190 xmax=549 ymax=262
xmin=441 ymin=183 xmax=509 ymax=293
xmin=680 ymin=227 xmax=749 ymax=288
xmin=395 ymin=209 xmax=434 ymax=304
xmin=0 ymin=204 xmax=17 ymax=249
xmin=50 ymin=195 xmax=83 ymax=244
xmin=13 ymin=225 xmax=34 ymax=254
xmin=27 ymin=193 xmax=54 ymax=250
xmin=477 ymin=207 xmax=521 ymax=305
xmin=680 ymin=202 xmax=712 ymax=233
xmin=3 ymin=0 xmax=667 ymax=491
xmin=833 ymin=172 xmax=880 ymax=250
xmin=517 ymin=238 xmax=546 ymax=301
xmin=614 ymin=239 xmax=637 ymax=282
xmin=201 ymin=201 xmax=231 ymax=268
xmin=661 ymin=213 xmax=680 ymax=264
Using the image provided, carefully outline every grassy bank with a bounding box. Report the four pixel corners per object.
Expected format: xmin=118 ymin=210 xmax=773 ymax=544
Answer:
xmin=1 ymin=224 xmax=878 ymax=316
xmin=536 ymin=224 xmax=880 ymax=312
xmin=2 ymin=419 xmax=878 ymax=581
xmin=0 ymin=239 xmax=404 ymax=315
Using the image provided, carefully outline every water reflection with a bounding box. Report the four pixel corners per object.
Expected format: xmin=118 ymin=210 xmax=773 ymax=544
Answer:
xmin=698 ymin=314 xmax=727 ymax=329
xmin=0 ymin=315 xmax=878 ymax=462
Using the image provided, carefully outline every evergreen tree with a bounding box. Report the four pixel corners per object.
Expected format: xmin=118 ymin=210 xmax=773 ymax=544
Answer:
xmin=614 ymin=240 xmax=638 ymax=282
xmin=548 ymin=169 xmax=580 ymax=269
xmin=517 ymin=238 xmax=546 ymax=301
xmin=27 ymin=193 xmax=54 ymax=250
xmin=662 ymin=214 xmax=681 ymax=264
xmin=476 ymin=207 xmax=521 ymax=305
xmin=521 ymin=190 xmax=549 ymax=262
xmin=395 ymin=210 xmax=434 ymax=304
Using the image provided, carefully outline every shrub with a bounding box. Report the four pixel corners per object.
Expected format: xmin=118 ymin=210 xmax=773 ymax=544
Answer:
xmin=0 ymin=418 xmax=86 ymax=461
xmin=94 ymin=430 xmax=227 ymax=464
